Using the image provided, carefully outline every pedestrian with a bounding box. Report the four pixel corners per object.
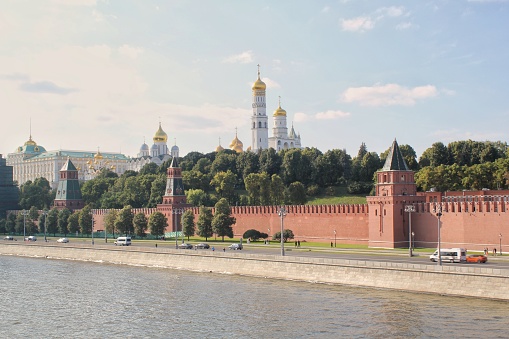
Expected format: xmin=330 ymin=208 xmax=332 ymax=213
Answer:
xmin=331 ymin=242 xmax=333 ymax=248
xmin=295 ymin=241 xmax=297 ymax=247
xmin=223 ymin=247 xmax=225 ymax=252
xmin=494 ymin=248 xmax=497 ymax=256
xmin=212 ymin=246 xmax=215 ymax=251
xmin=298 ymin=240 xmax=301 ymax=247
xmin=155 ymin=243 xmax=157 ymax=248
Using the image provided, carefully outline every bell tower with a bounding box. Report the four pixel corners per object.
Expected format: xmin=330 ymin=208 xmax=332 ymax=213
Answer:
xmin=367 ymin=139 xmax=425 ymax=248
xmin=251 ymin=64 xmax=269 ymax=151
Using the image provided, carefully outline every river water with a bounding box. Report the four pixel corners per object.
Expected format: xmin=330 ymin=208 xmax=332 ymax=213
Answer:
xmin=0 ymin=255 xmax=508 ymax=338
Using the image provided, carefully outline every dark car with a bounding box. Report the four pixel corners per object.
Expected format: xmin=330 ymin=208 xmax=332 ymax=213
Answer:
xmin=466 ymin=254 xmax=488 ymax=263
xmin=195 ymin=243 xmax=210 ymax=249
xmin=178 ymin=243 xmax=194 ymax=249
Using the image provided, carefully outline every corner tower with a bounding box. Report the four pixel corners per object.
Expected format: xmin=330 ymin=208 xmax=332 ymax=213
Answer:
xmin=251 ymin=64 xmax=269 ymax=151
xmin=366 ymin=139 xmax=425 ymax=248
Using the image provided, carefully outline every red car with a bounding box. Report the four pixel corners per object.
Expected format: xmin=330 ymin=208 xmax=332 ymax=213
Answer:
xmin=466 ymin=254 xmax=488 ymax=263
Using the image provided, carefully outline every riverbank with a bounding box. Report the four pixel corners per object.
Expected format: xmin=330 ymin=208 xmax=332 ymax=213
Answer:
xmin=1 ymin=243 xmax=508 ymax=301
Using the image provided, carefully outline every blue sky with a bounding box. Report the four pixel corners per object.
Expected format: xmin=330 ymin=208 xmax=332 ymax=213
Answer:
xmin=1 ymin=0 xmax=508 ymax=159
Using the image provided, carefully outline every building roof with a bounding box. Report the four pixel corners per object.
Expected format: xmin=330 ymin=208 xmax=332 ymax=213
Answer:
xmin=60 ymin=157 xmax=77 ymax=171
xmin=382 ymin=139 xmax=409 ymax=171
xmin=29 ymin=150 xmax=129 ymax=161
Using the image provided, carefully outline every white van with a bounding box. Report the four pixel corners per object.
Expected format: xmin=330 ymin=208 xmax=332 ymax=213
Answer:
xmin=429 ymin=248 xmax=466 ymax=263
xmin=114 ymin=237 xmax=132 ymax=246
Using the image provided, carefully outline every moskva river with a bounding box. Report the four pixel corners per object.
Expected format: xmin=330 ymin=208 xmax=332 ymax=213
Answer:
xmin=0 ymin=255 xmax=508 ymax=338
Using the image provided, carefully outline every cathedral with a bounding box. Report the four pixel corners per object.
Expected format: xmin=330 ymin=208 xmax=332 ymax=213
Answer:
xmin=127 ymin=123 xmax=179 ymax=172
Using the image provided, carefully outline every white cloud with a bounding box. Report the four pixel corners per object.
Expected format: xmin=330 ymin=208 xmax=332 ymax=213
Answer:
xmin=315 ymin=110 xmax=351 ymax=120
xmin=261 ymin=78 xmax=280 ymax=89
xmin=223 ymin=50 xmax=254 ymax=64
xmin=118 ymin=45 xmax=144 ymax=59
xmin=321 ymin=6 xmax=330 ymax=13
xmin=342 ymin=6 xmax=410 ymax=32
xmin=341 ymin=84 xmax=438 ymax=106
xmin=395 ymin=22 xmax=414 ymax=30
xmin=50 ymin=0 xmax=97 ymax=6
xmin=341 ymin=17 xmax=375 ymax=32
xmin=294 ymin=110 xmax=350 ymax=122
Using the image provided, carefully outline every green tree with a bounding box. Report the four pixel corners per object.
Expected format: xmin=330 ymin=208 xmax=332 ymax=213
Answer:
xmin=38 ymin=210 xmax=47 ymax=236
xmin=115 ymin=205 xmax=134 ymax=236
xmin=148 ymin=173 xmax=166 ymax=207
xmin=281 ymin=148 xmax=311 ymax=185
xmin=210 ymin=170 xmax=237 ymax=204
xmin=139 ymin=162 xmax=159 ymax=175
xmin=286 ymin=181 xmax=307 ymax=205
xmin=104 ymin=209 xmax=118 ymax=237
xmin=79 ymin=205 xmax=93 ymax=235
xmin=212 ymin=198 xmax=235 ymax=241
xmin=258 ymin=148 xmax=282 ymax=176
xmin=236 ymin=151 xmax=260 ymax=183
xmin=58 ymin=208 xmax=71 ymax=236
xmin=244 ymin=173 xmax=261 ymax=205
xmin=185 ymin=189 xmax=212 ymax=207
xmin=19 ymin=177 xmax=53 ymax=210
xmin=46 ymin=209 xmax=59 ymax=236
xmin=133 ymin=212 xmax=148 ymax=237
xmin=182 ymin=210 xmax=196 ymax=241
xmin=68 ymin=211 xmax=80 ymax=235
xmin=196 ymin=206 xmax=213 ymax=241
xmin=270 ymin=174 xmax=285 ymax=205
xmin=418 ymin=142 xmax=449 ymax=167
xmin=148 ymin=211 xmax=167 ymax=237
xmin=272 ymin=229 xmax=294 ymax=242
xmin=15 ymin=212 xmax=24 ymax=234
xmin=6 ymin=213 xmax=16 ymax=234
xmin=210 ymin=153 xmax=238 ymax=177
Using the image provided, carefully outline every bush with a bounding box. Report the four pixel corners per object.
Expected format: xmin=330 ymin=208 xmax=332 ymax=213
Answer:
xmin=347 ymin=181 xmax=373 ymax=194
xmin=325 ymin=186 xmax=336 ymax=196
xmin=243 ymin=229 xmax=262 ymax=240
xmin=306 ymin=185 xmax=320 ymax=196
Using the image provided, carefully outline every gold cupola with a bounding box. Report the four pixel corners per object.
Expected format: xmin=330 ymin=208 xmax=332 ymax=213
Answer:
xmin=273 ymin=96 xmax=287 ymax=117
xmin=215 ymin=137 xmax=224 ymax=152
xmin=94 ymin=148 xmax=103 ymax=160
xmin=153 ymin=122 xmax=168 ymax=143
xmin=230 ymin=130 xmax=243 ymax=153
xmin=252 ymin=64 xmax=266 ymax=91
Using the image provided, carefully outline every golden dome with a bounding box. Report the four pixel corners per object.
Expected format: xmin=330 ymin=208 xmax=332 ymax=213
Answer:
xmin=216 ymin=145 xmax=224 ymax=152
xmin=153 ymin=123 xmax=168 ymax=143
xmin=230 ymin=133 xmax=243 ymax=153
xmin=24 ymin=136 xmax=36 ymax=146
xmin=94 ymin=150 xmax=103 ymax=160
xmin=252 ymin=77 xmax=266 ymax=91
xmin=252 ymin=65 xmax=266 ymax=91
xmin=273 ymin=104 xmax=287 ymax=117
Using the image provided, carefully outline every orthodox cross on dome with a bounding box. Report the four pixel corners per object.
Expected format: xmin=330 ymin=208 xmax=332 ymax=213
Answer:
xmin=218 ymin=137 xmax=221 ymax=145
xmin=278 ymin=95 xmax=281 ymax=107
xmin=235 ymin=127 xmax=238 ymax=136
xmin=257 ymin=64 xmax=260 ymax=78
xmin=174 ymin=138 xmax=176 ymax=145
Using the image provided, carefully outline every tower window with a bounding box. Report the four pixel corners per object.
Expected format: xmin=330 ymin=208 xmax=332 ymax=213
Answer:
xmin=259 ymin=122 xmax=262 ymax=128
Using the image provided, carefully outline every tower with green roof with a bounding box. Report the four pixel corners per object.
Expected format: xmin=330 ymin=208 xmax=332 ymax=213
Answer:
xmin=367 ymin=139 xmax=425 ymax=248
xmin=53 ymin=157 xmax=84 ymax=211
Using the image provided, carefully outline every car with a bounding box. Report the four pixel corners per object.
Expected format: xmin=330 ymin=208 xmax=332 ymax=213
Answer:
xmin=229 ymin=243 xmax=243 ymax=250
xmin=57 ymin=237 xmax=69 ymax=243
xmin=195 ymin=243 xmax=210 ymax=249
xmin=466 ymin=254 xmax=488 ymax=263
xmin=4 ymin=236 xmax=14 ymax=240
xmin=25 ymin=236 xmax=37 ymax=242
xmin=178 ymin=243 xmax=194 ymax=249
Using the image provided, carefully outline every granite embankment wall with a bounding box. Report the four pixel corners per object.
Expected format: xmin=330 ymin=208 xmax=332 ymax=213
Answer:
xmin=2 ymin=243 xmax=508 ymax=301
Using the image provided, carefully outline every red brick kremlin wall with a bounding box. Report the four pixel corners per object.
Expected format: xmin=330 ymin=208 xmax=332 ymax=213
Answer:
xmin=89 ymin=196 xmax=508 ymax=251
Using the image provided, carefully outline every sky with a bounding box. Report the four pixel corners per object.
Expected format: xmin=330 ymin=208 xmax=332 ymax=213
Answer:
xmin=1 ymin=0 xmax=509 ymax=160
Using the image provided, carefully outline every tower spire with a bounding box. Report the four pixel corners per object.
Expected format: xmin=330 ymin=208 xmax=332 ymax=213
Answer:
xmin=257 ymin=64 xmax=260 ymax=78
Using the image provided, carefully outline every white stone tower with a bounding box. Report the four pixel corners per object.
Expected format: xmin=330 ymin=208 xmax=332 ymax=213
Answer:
xmin=251 ymin=64 xmax=269 ymax=151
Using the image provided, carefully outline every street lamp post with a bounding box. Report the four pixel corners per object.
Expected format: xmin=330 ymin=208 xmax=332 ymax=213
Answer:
xmin=411 ymin=232 xmax=415 ymax=250
xmin=334 ymin=230 xmax=337 ymax=248
xmin=22 ymin=210 xmax=28 ymax=242
xmin=42 ymin=210 xmax=48 ymax=242
xmin=268 ymin=228 xmax=270 ymax=244
xmin=434 ymin=205 xmax=443 ymax=266
xmin=278 ymin=207 xmax=286 ymax=256
xmin=500 ymin=233 xmax=502 ymax=256
xmin=405 ymin=205 xmax=416 ymax=257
